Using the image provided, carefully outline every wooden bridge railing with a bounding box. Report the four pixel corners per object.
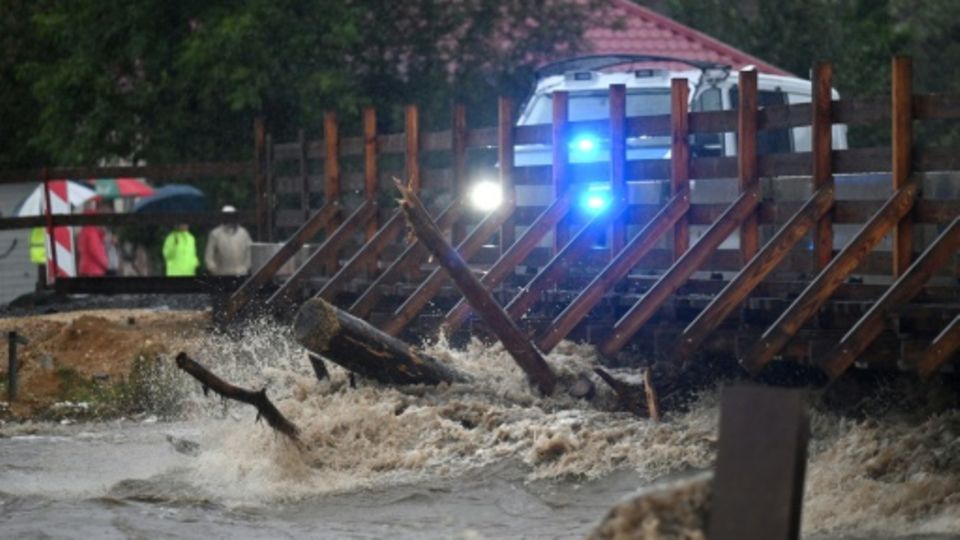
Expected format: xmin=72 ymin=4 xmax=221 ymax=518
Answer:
xmin=228 ymin=55 xmax=959 ymax=379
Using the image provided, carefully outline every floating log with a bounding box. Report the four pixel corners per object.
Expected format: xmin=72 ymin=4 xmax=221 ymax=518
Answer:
xmin=293 ymin=297 xmax=469 ymax=386
xmin=395 ymin=177 xmax=558 ymax=395
xmin=175 ymin=352 xmax=301 ymax=443
xmin=594 ymin=367 xmax=659 ymax=419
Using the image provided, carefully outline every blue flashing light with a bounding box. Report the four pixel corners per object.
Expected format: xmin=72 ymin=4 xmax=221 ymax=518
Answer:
xmin=579 ymin=184 xmax=612 ymax=215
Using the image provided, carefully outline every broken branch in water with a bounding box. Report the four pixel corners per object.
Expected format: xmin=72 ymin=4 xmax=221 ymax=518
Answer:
xmin=594 ymin=367 xmax=660 ymax=420
xmin=175 ymin=352 xmax=302 ymax=443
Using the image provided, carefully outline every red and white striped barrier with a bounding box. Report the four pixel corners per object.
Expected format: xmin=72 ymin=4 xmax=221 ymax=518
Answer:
xmin=43 ymin=180 xmax=77 ymax=282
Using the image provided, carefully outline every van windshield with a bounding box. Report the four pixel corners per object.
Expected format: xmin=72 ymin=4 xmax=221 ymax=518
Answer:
xmin=524 ymin=88 xmax=672 ymax=124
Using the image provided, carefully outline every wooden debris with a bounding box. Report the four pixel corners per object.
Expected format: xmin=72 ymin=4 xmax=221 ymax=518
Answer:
xmin=594 ymin=367 xmax=659 ymax=420
xmin=394 ymin=177 xmax=558 ymax=395
xmin=175 ymin=352 xmax=301 ymax=444
xmin=294 ymin=297 xmax=470 ymax=386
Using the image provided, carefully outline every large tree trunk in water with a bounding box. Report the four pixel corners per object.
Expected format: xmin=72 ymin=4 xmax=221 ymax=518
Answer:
xmin=293 ymin=297 xmax=470 ymax=385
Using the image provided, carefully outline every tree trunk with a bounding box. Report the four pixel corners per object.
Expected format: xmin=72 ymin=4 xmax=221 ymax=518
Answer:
xmin=394 ymin=178 xmax=558 ymax=395
xmin=293 ymin=297 xmax=470 ymax=385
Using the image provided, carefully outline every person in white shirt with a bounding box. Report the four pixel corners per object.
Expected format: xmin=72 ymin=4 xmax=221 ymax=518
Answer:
xmin=204 ymin=205 xmax=253 ymax=276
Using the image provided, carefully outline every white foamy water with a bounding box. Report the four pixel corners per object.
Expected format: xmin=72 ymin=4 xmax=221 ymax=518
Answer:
xmin=2 ymin=317 xmax=959 ymax=538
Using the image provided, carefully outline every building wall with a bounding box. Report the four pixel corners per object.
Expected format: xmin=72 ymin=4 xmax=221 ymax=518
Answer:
xmin=0 ymin=184 xmax=39 ymax=305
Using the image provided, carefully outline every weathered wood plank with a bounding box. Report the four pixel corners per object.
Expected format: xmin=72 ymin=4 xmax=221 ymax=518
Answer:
xmin=266 ymin=201 xmax=378 ymax=308
xmin=671 ymin=78 xmax=690 ymax=261
xmin=442 ymin=196 xmax=572 ymax=334
xmin=739 ymin=69 xmax=759 ymax=263
xmin=316 ymin=210 xmax=406 ymax=302
xmin=741 ymin=182 xmax=918 ymax=373
xmin=821 ymin=217 xmax=960 ymax=379
xmin=599 ymin=185 xmax=761 ymax=357
xmin=499 ymin=97 xmax=516 ymax=253
xmin=675 ymin=185 xmax=835 ymax=363
xmin=892 ymin=56 xmax=914 ymax=277
xmin=812 ymin=62 xmax=834 ymax=271
xmin=610 ymin=84 xmax=627 ymax=254
xmin=553 ymin=91 xmax=570 ymax=252
xmin=537 ymin=189 xmax=690 ymax=353
xmin=916 ymin=315 xmax=960 ymax=379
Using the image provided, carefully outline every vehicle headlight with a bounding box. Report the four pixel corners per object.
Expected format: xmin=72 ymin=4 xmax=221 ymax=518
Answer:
xmin=468 ymin=180 xmax=502 ymax=212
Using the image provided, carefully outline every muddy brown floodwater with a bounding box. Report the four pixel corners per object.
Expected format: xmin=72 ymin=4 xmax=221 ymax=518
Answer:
xmin=2 ymin=310 xmax=960 ymax=538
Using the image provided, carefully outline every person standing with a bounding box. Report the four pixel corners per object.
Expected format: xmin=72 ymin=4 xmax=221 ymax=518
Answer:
xmin=204 ymin=205 xmax=253 ymax=276
xmin=29 ymin=227 xmax=47 ymax=289
xmin=162 ymin=224 xmax=199 ymax=276
xmin=77 ymin=210 xmax=109 ymax=277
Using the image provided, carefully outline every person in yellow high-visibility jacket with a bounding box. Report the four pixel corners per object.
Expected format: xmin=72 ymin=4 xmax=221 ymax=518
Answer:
xmin=30 ymin=227 xmax=47 ymax=290
xmin=162 ymin=225 xmax=199 ymax=276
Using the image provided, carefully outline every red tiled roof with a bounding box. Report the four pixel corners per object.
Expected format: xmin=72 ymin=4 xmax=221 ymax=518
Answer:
xmin=583 ymin=0 xmax=791 ymax=76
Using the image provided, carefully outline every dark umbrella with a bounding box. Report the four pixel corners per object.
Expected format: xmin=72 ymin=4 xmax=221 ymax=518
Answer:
xmin=132 ymin=184 xmax=207 ymax=214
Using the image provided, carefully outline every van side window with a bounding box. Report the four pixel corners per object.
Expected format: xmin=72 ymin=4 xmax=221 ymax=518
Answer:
xmin=730 ymin=86 xmax=792 ymax=154
xmin=691 ymin=87 xmax=724 ymax=157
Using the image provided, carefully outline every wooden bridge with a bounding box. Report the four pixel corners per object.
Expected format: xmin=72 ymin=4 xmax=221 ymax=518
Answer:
xmin=223 ymin=56 xmax=960 ymax=379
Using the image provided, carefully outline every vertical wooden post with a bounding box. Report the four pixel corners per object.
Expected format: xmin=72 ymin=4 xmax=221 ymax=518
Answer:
xmin=363 ymin=107 xmax=379 ymax=275
xmin=41 ymin=167 xmax=57 ymax=284
xmin=253 ymin=117 xmax=266 ymax=241
xmin=671 ymin=78 xmax=690 ymax=260
xmin=323 ymin=112 xmax=341 ymax=234
xmin=406 ymin=105 xmax=420 ymax=193
xmin=812 ymin=62 xmax=834 ymax=270
xmin=452 ymin=104 xmax=468 ymax=245
xmin=265 ymin=133 xmax=275 ymax=241
xmin=609 ymin=84 xmax=627 ymax=254
xmin=892 ymin=56 xmax=913 ymax=277
xmin=499 ymin=97 xmax=516 ymax=254
xmin=552 ymin=91 xmax=570 ymax=253
xmin=738 ymin=69 xmax=759 ymax=264
xmin=299 ymin=129 xmax=310 ymax=222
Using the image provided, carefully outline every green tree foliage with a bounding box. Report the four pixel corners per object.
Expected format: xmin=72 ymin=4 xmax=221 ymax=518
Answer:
xmin=664 ymin=0 xmax=908 ymax=96
xmin=9 ymin=0 xmax=602 ymax=169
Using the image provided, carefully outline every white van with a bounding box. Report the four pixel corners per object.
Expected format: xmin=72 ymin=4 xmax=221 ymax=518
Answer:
xmin=467 ymin=55 xmax=848 ymax=250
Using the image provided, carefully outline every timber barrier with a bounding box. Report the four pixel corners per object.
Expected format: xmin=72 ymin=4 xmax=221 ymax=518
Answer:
xmin=2 ymin=57 xmax=958 ymax=379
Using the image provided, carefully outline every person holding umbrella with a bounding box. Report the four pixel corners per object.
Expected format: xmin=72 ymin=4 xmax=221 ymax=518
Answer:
xmin=162 ymin=224 xmax=199 ymax=277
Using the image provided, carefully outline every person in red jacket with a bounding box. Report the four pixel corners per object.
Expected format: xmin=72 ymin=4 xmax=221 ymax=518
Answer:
xmin=77 ymin=209 xmax=109 ymax=276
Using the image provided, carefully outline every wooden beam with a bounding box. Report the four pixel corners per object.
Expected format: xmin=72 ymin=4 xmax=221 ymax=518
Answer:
xmin=406 ymin=104 xmax=421 ymax=192
xmin=741 ymin=182 xmax=918 ymax=373
xmin=316 ymin=210 xmax=406 ymax=302
xmin=738 ymin=69 xmax=759 ymax=263
xmin=499 ymin=97 xmax=516 ymax=253
xmin=323 ymin=112 xmax=341 ymax=241
xmin=708 ymin=385 xmax=809 ymax=540
xmin=675 ymin=184 xmax=835 ymax=363
xmin=504 ymin=201 xmax=626 ymax=322
xmin=917 ymin=314 xmax=960 ymax=379
xmin=600 ymin=185 xmax=761 ymax=357
xmin=348 ymin=199 xmax=461 ymax=318
xmin=363 ymin=107 xmax=379 ymax=274
xmin=671 ymin=79 xmax=690 ymax=261
xmin=552 ymin=91 xmax=570 ymax=253
xmin=537 ymin=189 xmax=690 ymax=353
xmin=299 ymin=129 xmax=310 ymax=222
xmin=821 ymin=217 xmax=960 ymax=379
xmin=452 ymin=104 xmax=468 ymax=245
xmin=812 ymin=62 xmax=834 ymax=271
xmin=254 ymin=117 xmax=267 ymax=240
xmin=396 ymin=180 xmax=556 ymax=395
xmin=892 ymin=56 xmax=913 ymax=277
xmin=222 ymin=202 xmax=339 ymax=320
xmin=610 ymin=84 xmax=627 ymax=254
xmin=266 ymin=201 xmax=378 ymax=308
xmin=383 ymin=206 xmax=512 ymax=336
xmin=265 ymin=133 xmax=275 ymax=241
xmin=441 ymin=196 xmax=572 ymax=334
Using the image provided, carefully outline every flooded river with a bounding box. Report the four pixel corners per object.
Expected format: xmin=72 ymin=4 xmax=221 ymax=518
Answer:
xmin=2 ymin=319 xmax=960 ymax=538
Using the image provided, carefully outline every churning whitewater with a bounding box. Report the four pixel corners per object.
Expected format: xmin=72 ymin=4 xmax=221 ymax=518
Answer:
xmin=2 ymin=317 xmax=960 ymax=538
